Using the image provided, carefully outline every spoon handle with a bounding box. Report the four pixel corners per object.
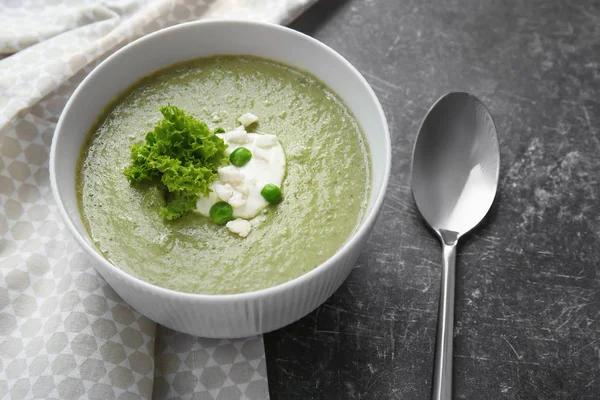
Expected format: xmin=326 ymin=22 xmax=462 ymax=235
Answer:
xmin=432 ymin=242 xmax=457 ymax=400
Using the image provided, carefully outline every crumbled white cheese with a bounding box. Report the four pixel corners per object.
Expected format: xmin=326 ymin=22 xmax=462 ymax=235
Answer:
xmin=218 ymin=166 xmax=245 ymax=185
xmin=214 ymin=183 xmax=234 ymax=202
xmin=226 ymin=218 xmax=252 ymax=237
xmin=238 ymin=112 xmax=259 ymax=127
xmin=212 ymin=113 xmax=221 ymax=122
xmin=228 ymin=190 xmax=246 ymax=208
xmin=224 ymin=129 xmax=250 ymax=144
xmin=236 ymin=183 xmax=249 ymax=196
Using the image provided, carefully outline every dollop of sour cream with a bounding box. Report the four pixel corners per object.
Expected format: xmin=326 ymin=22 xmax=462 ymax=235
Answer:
xmin=196 ymin=115 xmax=286 ymax=236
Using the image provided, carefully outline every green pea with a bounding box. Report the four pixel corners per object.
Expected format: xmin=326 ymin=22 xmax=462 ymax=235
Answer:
xmin=261 ymin=184 xmax=282 ymax=203
xmin=229 ymin=147 xmax=252 ymax=167
xmin=210 ymin=201 xmax=233 ymax=225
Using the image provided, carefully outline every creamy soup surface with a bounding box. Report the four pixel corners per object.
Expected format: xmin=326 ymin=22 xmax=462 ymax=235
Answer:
xmin=77 ymin=56 xmax=371 ymax=294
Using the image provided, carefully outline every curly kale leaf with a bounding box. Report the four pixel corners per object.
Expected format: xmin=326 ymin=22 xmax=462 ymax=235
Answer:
xmin=124 ymin=105 xmax=227 ymax=220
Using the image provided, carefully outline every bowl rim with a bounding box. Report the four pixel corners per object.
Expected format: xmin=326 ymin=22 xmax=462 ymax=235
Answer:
xmin=50 ymin=19 xmax=392 ymax=302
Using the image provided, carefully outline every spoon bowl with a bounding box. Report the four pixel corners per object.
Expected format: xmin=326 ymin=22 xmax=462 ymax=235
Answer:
xmin=412 ymin=92 xmax=500 ymax=238
xmin=411 ymin=92 xmax=500 ymax=399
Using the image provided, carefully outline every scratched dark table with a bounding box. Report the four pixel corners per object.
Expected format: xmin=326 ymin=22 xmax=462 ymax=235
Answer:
xmin=264 ymin=0 xmax=600 ymax=399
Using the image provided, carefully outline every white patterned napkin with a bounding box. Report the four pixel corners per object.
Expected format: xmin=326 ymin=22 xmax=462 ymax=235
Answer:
xmin=0 ymin=1 xmax=316 ymax=399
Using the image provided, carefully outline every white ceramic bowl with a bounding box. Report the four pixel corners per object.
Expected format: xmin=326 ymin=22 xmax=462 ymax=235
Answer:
xmin=50 ymin=20 xmax=391 ymax=338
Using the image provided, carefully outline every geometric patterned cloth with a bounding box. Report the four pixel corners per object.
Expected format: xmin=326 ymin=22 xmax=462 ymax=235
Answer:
xmin=0 ymin=1 xmax=316 ymax=398
xmin=153 ymin=327 xmax=268 ymax=399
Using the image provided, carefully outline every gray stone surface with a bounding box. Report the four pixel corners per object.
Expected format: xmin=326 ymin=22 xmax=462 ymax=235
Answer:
xmin=265 ymin=0 xmax=600 ymax=399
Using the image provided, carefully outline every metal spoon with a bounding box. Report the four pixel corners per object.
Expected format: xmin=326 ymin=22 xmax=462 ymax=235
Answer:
xmin=411 ymin=92 xmax=500 ymax=400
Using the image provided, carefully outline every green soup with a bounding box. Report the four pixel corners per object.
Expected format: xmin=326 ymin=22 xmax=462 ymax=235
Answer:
xmin=77 ymin=56 xmax=371 ymax=294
